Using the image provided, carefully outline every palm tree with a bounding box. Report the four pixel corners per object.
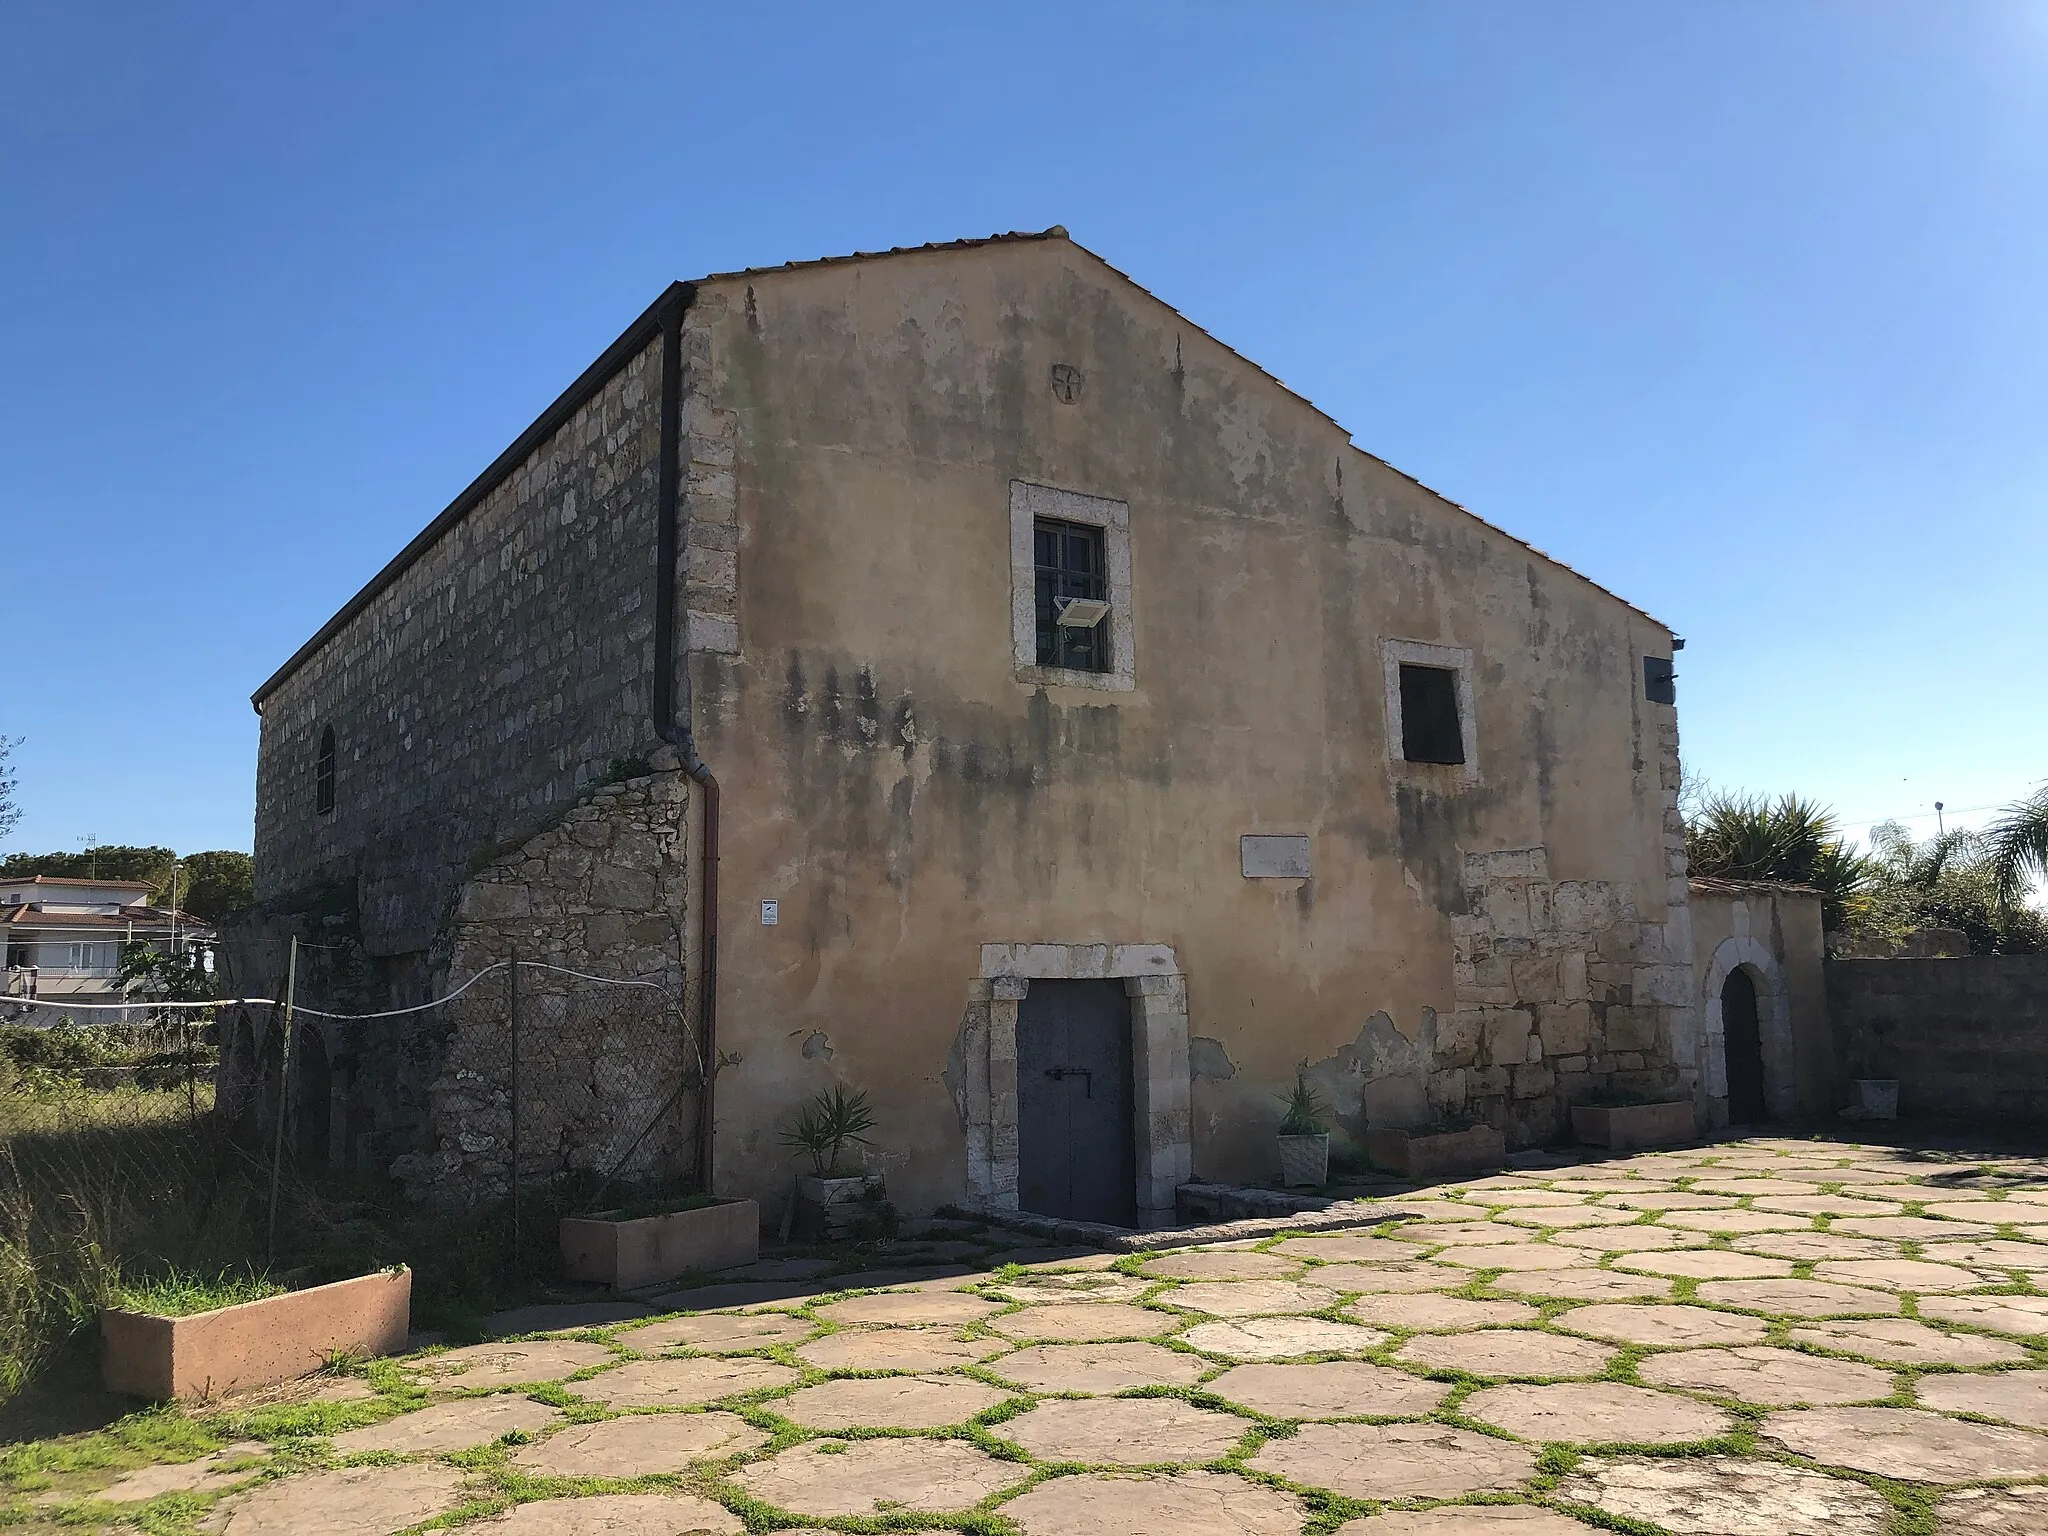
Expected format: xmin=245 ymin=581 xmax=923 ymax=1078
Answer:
xmin=1685 ymin=792 xmax=1871 ymax=930
xmin=1988 ymin=786 xmax=2048 ymax=911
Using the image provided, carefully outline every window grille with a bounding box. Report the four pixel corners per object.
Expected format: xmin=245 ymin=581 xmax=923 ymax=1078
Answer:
xmin=315 ymin=726 xmax=337 ymax=815
xmin=1033 ymin=518 xmax=1110 ymax=673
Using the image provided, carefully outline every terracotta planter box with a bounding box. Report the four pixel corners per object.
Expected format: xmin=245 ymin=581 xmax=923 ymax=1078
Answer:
xmin=561 ymin=1198 xmax=759 ymax=1289
xmin=102 ymin=1268 xmax=411 ymax=1401
xmin=1571 ymin=1100 xmax=1697 ymax=1151
xmin=1366 ymin=1124 xmax=1506 ymax=1178
xmin=793 ymin=1174 xmax=884 ymax=1241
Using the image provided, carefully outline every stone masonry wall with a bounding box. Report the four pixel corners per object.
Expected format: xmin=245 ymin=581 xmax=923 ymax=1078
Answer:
xmin=1828 ymin=955 xmax=2048 ymax=1122
xmin=253 ymin=335 xmax=669 ymax=955
xmin=390 ymin=760 xmax=700 ymax=1203
xmin=1438 ymin=718 xmax=1694 ymax=1145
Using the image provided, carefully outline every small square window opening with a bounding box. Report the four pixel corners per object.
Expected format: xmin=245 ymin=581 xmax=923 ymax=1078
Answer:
xmin=1034 ymin=517 xmax=1109 ymax=672
xmin=1399 ymin=664 xmax=1465 ymax=765
xmin=1643 ymin=655 xmax=1676 ymax=705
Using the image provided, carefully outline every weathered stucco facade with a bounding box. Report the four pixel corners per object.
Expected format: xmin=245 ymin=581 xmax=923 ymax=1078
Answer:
xmin=247 ymin=230 xmax=1692 ymax=1221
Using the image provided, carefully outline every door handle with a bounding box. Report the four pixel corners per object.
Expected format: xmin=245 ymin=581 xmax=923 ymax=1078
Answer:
xmin=1045 ymin=1066 xmax=1093 ymax=1098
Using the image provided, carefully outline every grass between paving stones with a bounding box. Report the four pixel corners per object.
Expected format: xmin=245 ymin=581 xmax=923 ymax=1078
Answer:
xmin=18 ymin=1140 xmax=2046 ymax=1536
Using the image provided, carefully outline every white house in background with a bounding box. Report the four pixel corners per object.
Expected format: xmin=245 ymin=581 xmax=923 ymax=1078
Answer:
xmin=0 ymin=875 xmax=212 ymax=1017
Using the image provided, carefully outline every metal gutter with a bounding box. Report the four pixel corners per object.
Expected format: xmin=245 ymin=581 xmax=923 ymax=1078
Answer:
xmin=646 ymin=286 xmax=723 ymax=1198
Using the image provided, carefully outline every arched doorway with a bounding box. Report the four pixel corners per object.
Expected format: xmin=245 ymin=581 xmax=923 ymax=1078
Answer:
xmin=1721 ymin=969 xmax=1767 ymax=1123
xmin=1701 ymin=935 xmax=1795 ymax=1124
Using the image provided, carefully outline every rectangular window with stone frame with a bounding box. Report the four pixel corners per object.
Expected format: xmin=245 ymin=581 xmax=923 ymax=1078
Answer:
xmin=1033 ymin=518 xmax=1110 ymax=672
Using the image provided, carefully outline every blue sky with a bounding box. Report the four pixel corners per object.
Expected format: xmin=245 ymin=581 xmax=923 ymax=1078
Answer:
xmin=4 ymin=2 xmax=2045 ymax=859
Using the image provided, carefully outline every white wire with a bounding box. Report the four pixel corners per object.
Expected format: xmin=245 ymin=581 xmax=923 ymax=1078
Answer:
xmin=1 ymin=995 xmax=278 ymax=1013
xmin=0 ymin=957 xmax=678 ymax=1021
xmin=290 ymin=961 xmax=509 ymax=1020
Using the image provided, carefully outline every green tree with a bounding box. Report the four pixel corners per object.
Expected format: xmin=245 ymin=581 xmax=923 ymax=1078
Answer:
xmin=1684 ymin=792 xmax=1871 ymax=930
xmin=1861 ymin=820 xmax=2044 ymax=956
xmin=0 ymin=845 xmax=178 ymax=891
xmin=1988 ymin=785 xmax=2048 ymax=912
xmin=177 ymin=851 xmax=253 ymax=922
xmin=0 ymin=845 xmax=251 ymax=919
xmin=0 ymin=737 xmax=19 ymax=841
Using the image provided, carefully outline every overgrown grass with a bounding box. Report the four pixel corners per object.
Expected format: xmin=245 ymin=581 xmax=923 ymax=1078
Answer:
xmin=0 ymin=1051 xmax=623 ymax=1413
xmin=109 ymin=1268 xmax=285 ymax=1318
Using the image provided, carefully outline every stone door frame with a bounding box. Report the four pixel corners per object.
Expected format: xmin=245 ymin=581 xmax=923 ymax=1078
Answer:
xmin=1700 ymin=936 xmax=1795 ymax=1121
xmin=959 ymin=942 xmax=1190 ymax=1229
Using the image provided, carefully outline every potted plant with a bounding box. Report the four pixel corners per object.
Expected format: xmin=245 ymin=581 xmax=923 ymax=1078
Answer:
xmin=782 ymin=1086 xmax=889 ymax=1241
xmin=1276 ymin=1074 xmax=1331 ymax=1187
xmin=101 ymin=1265 xmax=411 ymax=1401
xmin=560 ymin=1186 xmax=761 ymax=1290
xmin=1570 ymin=1086 xmax=1698 ymax=1150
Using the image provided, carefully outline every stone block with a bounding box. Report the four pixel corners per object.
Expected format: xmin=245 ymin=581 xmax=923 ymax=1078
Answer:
xmin=1484 ymin=884 xmax=1532 ymax=939
xmin=1512 ymin=1063 xmax=1556 ymax=1099
xmin=1013 ymin=944 xmax=1073 ymax=978
xmin=1636 ymin=964 xmax=1694 ymax=1007
xmin=1510 ymin=955 xmax=1559 ymax=1003
xmin=589 ymin=865 xmax=658 ymax=910
xmin=1537 ymin=1002 xmax=1592 ymax=1056
xmin=1066 ymin=944 xmax=1111 ymax=979
xmin=459 ymin=882 xmax=531 ymax=921
xmin=1125 ymin=973 xmax=1184 ymax=1001
xmin=1427 ymin=1068 xmax=1468 ymax=1109
xmin=1479 ymin=1007 xmax=1534 ymax=1067
xmin=1604 ymin=1006 xmax=1659 ymax=1052
xmin=1437 ymin=1010 xmax=1483 ymax=1068
xmin=1558 ymin=949 xmax=1590 ymax=1002
xmin=1470 ymin=1066 xmax=1510 ymax=1095
xmin=1112 ymin=943 xmax=1178 ymax=976
xmin=687 ymin=611 xmax=739 ymax=655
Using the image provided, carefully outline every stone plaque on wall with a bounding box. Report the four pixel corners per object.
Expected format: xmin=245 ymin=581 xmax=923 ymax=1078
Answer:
xmin=1240 ymin=834 xmax=1312 ymax=879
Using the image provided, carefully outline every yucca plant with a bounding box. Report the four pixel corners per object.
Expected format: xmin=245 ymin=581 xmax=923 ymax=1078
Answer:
xmin=778 ymin=1086 xmax=877 ymax=1178
xmin=1277 ymin=1074 xmax=1329 ymax=1137
xmin=1685 ymin=791 xmax=1871 ymax=930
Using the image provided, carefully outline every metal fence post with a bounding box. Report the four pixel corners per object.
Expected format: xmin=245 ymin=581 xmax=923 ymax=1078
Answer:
xmin=266 ymin=935 xmax=299 ymax=1266
xmin=509 ymin=946 xmax=521 ymax=1264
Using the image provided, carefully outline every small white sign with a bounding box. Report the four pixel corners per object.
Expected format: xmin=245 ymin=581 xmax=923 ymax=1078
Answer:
xmin=760 ymin=899 xmax=779 ymax=926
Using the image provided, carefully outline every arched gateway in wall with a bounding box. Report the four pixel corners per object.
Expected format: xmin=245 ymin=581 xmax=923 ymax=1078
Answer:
xmin=1700 ymin=936 xmax=1795 ymax=1122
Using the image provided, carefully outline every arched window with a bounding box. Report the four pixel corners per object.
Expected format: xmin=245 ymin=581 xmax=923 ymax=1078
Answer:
xmin=315 ymin=726 xmax=336 ymax=815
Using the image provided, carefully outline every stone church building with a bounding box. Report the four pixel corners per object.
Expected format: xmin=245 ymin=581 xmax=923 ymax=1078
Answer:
xmin=243 ymin=229 xmax=1701 ymax=1226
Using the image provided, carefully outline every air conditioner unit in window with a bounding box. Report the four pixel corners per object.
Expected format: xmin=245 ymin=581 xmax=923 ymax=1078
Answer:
xmin=1056 ymin=597 xmax=1110 ymax=628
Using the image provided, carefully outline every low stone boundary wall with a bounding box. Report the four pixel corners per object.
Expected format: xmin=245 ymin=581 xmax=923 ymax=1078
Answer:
xmin=1827 ymin=956 xmax=2048 ymax=1120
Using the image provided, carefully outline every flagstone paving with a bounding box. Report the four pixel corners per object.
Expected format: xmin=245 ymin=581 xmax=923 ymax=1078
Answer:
xmin=17 ymin=1133 xmax=2048 ymax=1536
xmin=507 ymin=1411 xmax=766 ymax=1476
xmin=1636 ymin=1344 xmax=1894 ymax=1405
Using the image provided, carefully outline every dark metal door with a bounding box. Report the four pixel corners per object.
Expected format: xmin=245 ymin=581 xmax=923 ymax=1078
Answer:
xmin=1017 ymin=979 xmax=1137 ymax=1227
xmin=1722 ymin=969 xmax=1767 ymax=1123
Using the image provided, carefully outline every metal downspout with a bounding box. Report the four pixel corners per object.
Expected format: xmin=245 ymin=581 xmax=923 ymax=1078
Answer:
xmin=652 ymin=285 xmax=722 ymax=1196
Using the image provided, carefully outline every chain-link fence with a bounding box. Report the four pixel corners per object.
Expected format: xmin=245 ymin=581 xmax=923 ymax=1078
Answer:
xmin=448 ymin=956 xmax=703 ymax=1245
